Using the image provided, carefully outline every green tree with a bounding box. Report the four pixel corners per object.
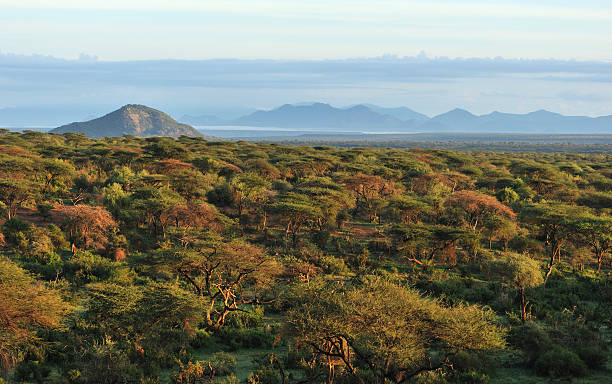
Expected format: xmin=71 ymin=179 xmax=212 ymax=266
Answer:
xmin=0 ymin=180 xmax=37 ymax=220
xmin=521 ymin=203 xmax=581 ymax=281
xmin=267 ymin=193 xmax=323 ymax=246
xmin=148 ymin=239 xmax=277 ymax=329
xmin=230 ymin=172 xmax=270 ymax=219
xmin=496 ymin=252 xmax=544 ymax=321
xmin=85 ymin=281 xmax=205 ymax=355
xmin=570 ymin=215 xmax=612 ymax=272
xmin=0 ymin=258 xmax=71 ymax=376
xmin=286 ymin=277 xmax=505 ymax=384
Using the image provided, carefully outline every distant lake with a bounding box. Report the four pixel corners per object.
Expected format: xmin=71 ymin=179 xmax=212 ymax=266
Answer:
xmin=196 ymin=125 xmax=412 ymax=139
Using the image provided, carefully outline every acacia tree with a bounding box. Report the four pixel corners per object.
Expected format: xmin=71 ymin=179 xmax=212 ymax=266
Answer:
xmin=383 ymin=196 xmax=428 ymax=224
xmin=496 ymin=252 xmax=544 ymax=321
xmin=295 ymin=177 xmax=355 ymax=230
xmin=230 ymin=172 xmax=271 ymax=220
xmin=39 ymin=158 xmax=75 ymax=196
xmin=345 ymin=174 xmax=400 ymax=222
xmin=57 ymin=204 xmax=117 ymax=249
xmin=151 ymin=239 xmax=278 ymax=328
xmin=570 ymin=215 xmax=612 ymax=273
xmin=521 ymin=203 xmax=581 ymax=281
xmin=388 ymin=224 xmax=476 ymax=265
xmin=161 ymin=203 xmax=223 ymax=233
xmin=0 ymin=258 xmax=71 ymax=376
xmin=445 ymin=190 xmax=516 ymax=234
xmin=481 ymin=215 xmax=519 ymax=250
xmin=85 ymin=281 xmax=205 ymax=357
xmin=129 ymin=186 xmax=185 ymax=237
xmin=267 ymin=193 xmax=323 ymax=246
xmin=0 ymin=180 xmax=37 ymax=220
xmin=286 ymin=277 xmax=505 ymax=384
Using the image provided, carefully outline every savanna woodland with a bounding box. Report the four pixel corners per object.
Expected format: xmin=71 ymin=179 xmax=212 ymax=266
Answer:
xmin=0 ymin=130 xmax=611 ymax=384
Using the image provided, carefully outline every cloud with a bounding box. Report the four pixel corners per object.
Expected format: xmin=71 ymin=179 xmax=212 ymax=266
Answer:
xmin=2 ymin=1 xmax=611 ymax=22
xmin=556 ymin=91 xmax=609 ymax=102
xmin=1 ymin=53 xmax=612 ymax=118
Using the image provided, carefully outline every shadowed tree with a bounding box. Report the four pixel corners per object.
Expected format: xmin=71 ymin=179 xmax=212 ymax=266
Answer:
xmin=147 ymin=239 xmax=278 ymax=329
xmin=85 ymin=281 xmax=205 ymax=357
xmin=495 ymin=252 xmax=544 ymax=321
xmin=570 ymin=215 xmax=612 ymax=273
xmin=0 ymin=258 xmax=72 ymax=376
xmin=286 ymin=277 xmax=505 ymax=384
xmin=521 ymin=203 xmax=582 ymax=281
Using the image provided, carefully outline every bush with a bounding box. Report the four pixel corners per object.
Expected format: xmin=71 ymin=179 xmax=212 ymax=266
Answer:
xmin=190 ymin=329 xmax=213 ymax=349
xmin=173 ymin=361 xmax=212 ymax=384
xmin=217 ymin=328 xmax=275 ymax=350
xmin=318 ymin=255 xmax=349 ymax=275
xmin=448 ymin=370 xmax=489 ymax=384
xmin=206 ymin=183 xmax=233 ymax=207
xmin=533 ymin=346 xmax=587 ymax=378
xmin=508 ymin=322 xmax=552 ymax=365
xmin=576 ymin=343 xmax=608 ymax=370
xmin=2 ymin=217 xmax=31 ymax=244
xmin=37 ymin=202 xmax=54 ymax=218
xmin=211 ymin=352 xmax=236 ymax=376
xmin=247 ymin=354 xmax=282 ymax=384
xmin=311 ymin=230 xmax=330 ymax=249
xmin=224 ymin=306 xmax=265 ymax=329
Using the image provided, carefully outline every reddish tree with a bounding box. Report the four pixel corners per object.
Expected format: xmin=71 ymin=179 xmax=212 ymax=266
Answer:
xmin=57 ymin=205 xmax=117 ymax=249
xmin=345 ymin=174 xmax=400 ymax=222
xmin=445 ymin=190 xmax=516 ymax=234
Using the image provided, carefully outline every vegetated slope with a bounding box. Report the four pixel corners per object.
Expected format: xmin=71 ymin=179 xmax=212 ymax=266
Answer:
xmin=51 ymin=104 xmax=204 ymax=138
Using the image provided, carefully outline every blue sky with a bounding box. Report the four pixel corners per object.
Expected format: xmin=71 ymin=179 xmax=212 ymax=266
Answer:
xmin=0 ymin=0 xmax=611 ymax=123
xmin=1 ymin=0 xmax=611 ymax=60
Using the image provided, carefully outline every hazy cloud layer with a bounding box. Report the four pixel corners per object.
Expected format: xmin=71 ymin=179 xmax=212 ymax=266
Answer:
xmin=1 ymin=54 xmax=612 ymax=124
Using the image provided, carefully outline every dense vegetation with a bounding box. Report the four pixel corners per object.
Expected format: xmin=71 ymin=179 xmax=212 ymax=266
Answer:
xmin=0 ymin=130 xmax=610 ymax=383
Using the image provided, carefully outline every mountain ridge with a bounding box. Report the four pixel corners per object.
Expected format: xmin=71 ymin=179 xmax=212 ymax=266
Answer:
xmin=189 ymin=103 xmax=611 ymax=134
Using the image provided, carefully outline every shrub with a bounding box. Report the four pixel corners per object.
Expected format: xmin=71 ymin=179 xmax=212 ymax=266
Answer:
xmin=318 ymin=255 xmax=349 ymax=275
xmin=217 ymin=328 xmax=275 ymax=350
xmin=190 ymin=329 xmax=212 ymax=349
xmin=211 ymin=352 xmax=236 ymax=376
xmin=508 ymin=322 xmax=552 ymax=366
xmin=206 ymin=183 xmax=233 ymax=206
xmin=576 ymin=343 xmax=608 ymax=370
xmin=533 ymin=346 xmax=587 ymax=378
xmin=173 ymin=360 xmax=211 ymax=384
xmin=2 ymin=217 xmax=31 ymax=244
xmin=37 ymin=202 xmax=54 ymax=218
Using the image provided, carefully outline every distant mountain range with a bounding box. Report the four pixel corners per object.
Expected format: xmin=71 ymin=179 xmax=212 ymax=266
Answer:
xmin=51 ymin=105 xmax=203 ymax=138
xmin=185 ymin=103 xmax=612 ymax=134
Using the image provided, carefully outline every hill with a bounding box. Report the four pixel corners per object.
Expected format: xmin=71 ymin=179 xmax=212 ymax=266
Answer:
xmin=50 ymin=104 xmax=204 ymax=138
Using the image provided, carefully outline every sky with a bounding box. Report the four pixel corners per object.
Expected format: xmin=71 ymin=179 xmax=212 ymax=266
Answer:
xmin=0 ymin=0 xmax=612 ymax=124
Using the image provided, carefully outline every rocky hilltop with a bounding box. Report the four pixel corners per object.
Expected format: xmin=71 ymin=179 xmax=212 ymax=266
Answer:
xmin=51 ymin=104 xmax=204 ymax=138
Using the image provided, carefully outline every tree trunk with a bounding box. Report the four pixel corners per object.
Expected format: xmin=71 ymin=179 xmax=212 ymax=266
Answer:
xmin=520 ymin=287 xmax=526 ymax=321
xmin=597 ymin=250 xmax=603 ymax=273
